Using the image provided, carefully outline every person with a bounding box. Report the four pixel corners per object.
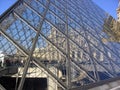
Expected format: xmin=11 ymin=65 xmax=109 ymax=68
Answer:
xmin=0 ymin=60 xmax=2 ymax=67
xmin=5 ymin=59 xmax=11 ymax=67
xmin=0 ymin=51 xmax=5 ymax=67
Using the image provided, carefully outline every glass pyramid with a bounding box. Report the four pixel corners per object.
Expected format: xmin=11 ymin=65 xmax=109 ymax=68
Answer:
xmin=0 ymin=0 xmax=120 ymax=89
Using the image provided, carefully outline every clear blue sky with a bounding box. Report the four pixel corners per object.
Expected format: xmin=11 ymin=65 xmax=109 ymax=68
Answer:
xmin=0 ymin=0 xmax=119 ymax=19
xmin=92 ymin=0 xmax=119 ymax=19
xmin=0 ymin=0 xmax=17 ymax=15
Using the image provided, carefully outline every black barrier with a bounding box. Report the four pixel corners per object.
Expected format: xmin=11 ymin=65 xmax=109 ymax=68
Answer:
xmin=0 ymin=77 xmax=47 ymax=90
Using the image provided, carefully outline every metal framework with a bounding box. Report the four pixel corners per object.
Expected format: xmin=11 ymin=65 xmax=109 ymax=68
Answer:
xmin=0 ymin=0 xmax=120 ymax=90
